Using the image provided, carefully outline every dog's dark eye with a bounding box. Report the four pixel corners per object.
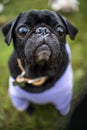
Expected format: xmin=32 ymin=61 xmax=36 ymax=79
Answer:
xmin=56 ymin=26 xmax=65 ymax=38
xmin=17 ymin=26 xmax=29 ymax=38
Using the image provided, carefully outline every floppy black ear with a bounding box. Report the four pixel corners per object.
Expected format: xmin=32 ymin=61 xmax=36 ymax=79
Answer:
xmin=62 ymin=16 xmax=78 ymax=40
xmin=2 ymin=13 xmax=22 ymax=45
xmin=57 ymin=13 xmax=78 ymax=40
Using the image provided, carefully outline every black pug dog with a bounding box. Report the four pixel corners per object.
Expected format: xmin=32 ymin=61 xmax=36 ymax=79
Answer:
xmin=2 ymin=9 xmax=78 ymax=116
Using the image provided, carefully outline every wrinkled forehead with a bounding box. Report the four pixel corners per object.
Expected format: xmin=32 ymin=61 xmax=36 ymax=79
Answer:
xmin=17 ymin=10 xmax=63 ymax=27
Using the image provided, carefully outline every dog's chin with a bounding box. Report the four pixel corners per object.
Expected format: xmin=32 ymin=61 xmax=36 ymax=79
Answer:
xmin=24 ymin=59 xmax=57 ymax=79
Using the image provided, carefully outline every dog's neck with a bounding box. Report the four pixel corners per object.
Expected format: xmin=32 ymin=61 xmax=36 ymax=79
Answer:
xmin=14 ymin=58 xmax=48 ymax=87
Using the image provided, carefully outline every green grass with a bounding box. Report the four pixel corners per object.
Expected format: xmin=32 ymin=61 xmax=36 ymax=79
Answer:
xmin=0 ymin=0 xmax=87 ymax=129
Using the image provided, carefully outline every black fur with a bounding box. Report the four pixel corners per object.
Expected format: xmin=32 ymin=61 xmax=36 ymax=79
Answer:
xmin=2 ymin=10 xmax=78 ymax=93
xmin=66 ymin=93 xmax=87 ymax=130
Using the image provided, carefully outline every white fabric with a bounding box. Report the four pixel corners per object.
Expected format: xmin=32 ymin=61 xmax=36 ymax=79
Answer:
xmin=8 ymin=43 xmax=73 ymax=116
xmin=49 ymin=0 xmax=79 ymax=12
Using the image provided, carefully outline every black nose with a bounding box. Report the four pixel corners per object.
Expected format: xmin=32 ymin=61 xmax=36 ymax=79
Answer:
xmin=35 ymin=27 xmax=50 ymax=36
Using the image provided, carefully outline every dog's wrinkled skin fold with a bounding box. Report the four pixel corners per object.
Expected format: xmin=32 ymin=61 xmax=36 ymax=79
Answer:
xmin=2 ymin=10 xmax=78 ymax=93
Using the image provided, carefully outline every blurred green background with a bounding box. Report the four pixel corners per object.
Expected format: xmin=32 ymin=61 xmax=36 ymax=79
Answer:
xmin=0 ymin=0 xmax=87 ymax=129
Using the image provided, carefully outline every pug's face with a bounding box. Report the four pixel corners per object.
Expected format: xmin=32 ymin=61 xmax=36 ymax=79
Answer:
xmin=2 ymin=10 xmax=78 ymax=78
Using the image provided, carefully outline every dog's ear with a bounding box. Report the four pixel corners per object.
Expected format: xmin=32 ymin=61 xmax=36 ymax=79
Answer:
xmin=62 ymin=16 xmax=78 ymax=40
xmin=57 ymin=13 xmax=78 ymax=40
xmin=2 ymin=13 xmax=22 ymax=45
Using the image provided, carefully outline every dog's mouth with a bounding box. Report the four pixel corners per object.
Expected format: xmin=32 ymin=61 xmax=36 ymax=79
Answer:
xmin=24 ymin=43 xmax=55 ymax=78
xmin=34 ymin=44 xmax=51 ymax=68
xmin=34 ymin=44 xmax=53 ymax=76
